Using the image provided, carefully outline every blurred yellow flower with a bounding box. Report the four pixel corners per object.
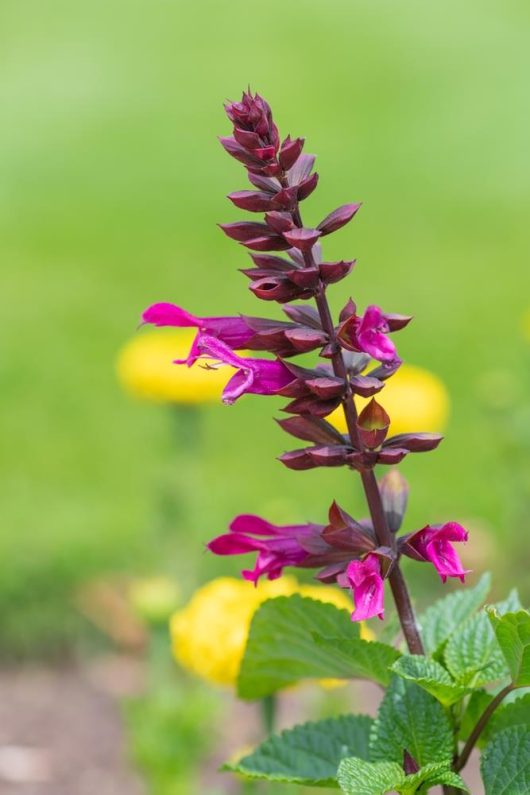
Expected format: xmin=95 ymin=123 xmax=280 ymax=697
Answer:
xmin=170 ymin=576 xmax=370 ymax=687
xmin=128 ymin=576 xmax=180 ymax=624
xmin=116 ymin=329 xmax=228 ymax=404
xmin=329 ymin=364 xmax=450 ymax=436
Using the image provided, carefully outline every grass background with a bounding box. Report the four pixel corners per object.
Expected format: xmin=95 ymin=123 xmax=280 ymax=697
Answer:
xmin=1 ymin=0 xmax=530 ymax=657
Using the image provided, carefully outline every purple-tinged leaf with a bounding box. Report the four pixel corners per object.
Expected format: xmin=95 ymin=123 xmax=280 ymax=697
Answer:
xmin=265 ymin=211 xmax=294 ymax=234
xmin=276 ymin=416 xmax=346 ymax=446
xmin=297 ymin=171 xmax=319 ymax=200
xmin=283 ymin=304 xmax=322 ymax=329
xmin=219 ymin=221 xmax=272 ymax=242
xmin=279 ymin=136 xmax=304 ymax=171
xmin=247 ymin=172 xmax=280 ymax=192
xmin=283 ymin=395 xmax=341 ymax=417
xmin=317 ymin=203 xmax=362 ymax=235
xmin=285 ymin=267 xmax=320 ymax=288
xmin=385 ymin=313 xmax=413 ymax=332
xmin=232 ymin=127 xmax=261 ymax=149
xmin=305 ymin=376 xmax=345 ymax=399
xmin=283 ymin=227 xmax=322 ymax=252
xmin=241 ymin=235 xmax=291 ymax=252
xmin=228 ymin=190 xmax=274 ymax=212
xmin=288 ymin=153 xmax=316 ymax=185
xmin=250 ymin=253 xmax=293 ymax=271
xmin=383 ymin=433 xmax=443 ymax=452
xmin=219 ymin=136 xmax=262 ymax=168
xmin=283 ymin=327 xmax=327 ymax=352
xmin=339 ymin=298 xmax=357 ymax=323
xmin=377 ymin=448 xmax=409 ymax=464
xmin=368 ymin=359 xmax=402 ymax=381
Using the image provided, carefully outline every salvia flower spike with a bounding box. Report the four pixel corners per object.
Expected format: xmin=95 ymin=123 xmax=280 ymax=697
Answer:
xmin=142 ymin=90 xmax=470 ymax=647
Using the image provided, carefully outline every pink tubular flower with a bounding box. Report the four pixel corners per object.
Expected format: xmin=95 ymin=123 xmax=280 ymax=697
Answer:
xmin=337 ymin=305 xmax=411 ymax=363
xmin=342 ymin=553 xmax=385 ymax=621
xmin=196 ymin=335 xmax=294 ymax=404
xmin=401 ymin=522 xmax=470 ymax=583
xmin=142 ymin=302 xmax=255 ymax=365
xmin=207 ymin=514 xmax=323 ymax=584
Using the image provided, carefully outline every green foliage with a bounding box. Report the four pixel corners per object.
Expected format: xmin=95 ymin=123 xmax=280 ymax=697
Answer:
xmin=391 ymin=654 xmax=470 ymax=706
xmin=337 ymin=758 xmax=468 ymax=795
xmin=488 ymin=608 xmax=530 ymax=687
xmin=444 ymin=591 xmax=521 ymax=687
xmin=489 ymin=692 xmax=530 ymax=736
xmin=227 ymin=714 xmax=372 ymax=787
xmin=458 ymin=689 xmax=495 ymax=747
xmin=238 ymin=595 xmax=399 ymax=698
xmin=370 ymin=676 xmax=453 ymax=766
xmin=481 ymin=726 xmax=530 ymax=794
xmin=418 ymin=573 xmax=491 ymax=655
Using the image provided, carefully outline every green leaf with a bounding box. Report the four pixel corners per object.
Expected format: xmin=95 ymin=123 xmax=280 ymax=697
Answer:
xmin=391 ymin=654 xmax=470 ymax=706
xmin=337 ymin=758 xmax=405 ymax=795
xmin=313 ymin=636 xmax=400 ymax=687
xmin=228 ymin=714 xmax=372 ymax=787
xmin=459 ymin=689 xmax=495 ymax=747
xmin=487 ymin=609 xmax=530 ymax=687
xmin=238 ymin=595 xmax=395 ymax=698
xmin=370 ymin=676 xmax=453 ymax=767
xmin=337 ymin=758 xmax=468 ymax=795
xmin=419 ymin=572 xmax=491 ymax=655
xmin=444 ymin=594 xmax=520 ymax=687
xmin=481 ymin=726 xmax=530 ymax=794
xmin=489 ymin=692 xmax=530 ymax=740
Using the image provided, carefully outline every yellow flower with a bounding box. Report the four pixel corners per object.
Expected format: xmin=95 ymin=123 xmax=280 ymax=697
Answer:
xmin=116 ymin=329 xmax=229 ymax=404
xmin=329 ymin=364 xmax=450 ymax=436
xmin=170 ymin=576 xmax=369 ymax=687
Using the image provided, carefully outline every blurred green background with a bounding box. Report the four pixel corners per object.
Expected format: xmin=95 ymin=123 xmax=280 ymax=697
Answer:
xmin=1 ymin=0 xmax=529 ymax=671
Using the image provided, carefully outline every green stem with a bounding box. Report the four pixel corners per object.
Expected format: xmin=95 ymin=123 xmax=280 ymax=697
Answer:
xmin=260 ymin=694 xmax=277 ymax=736
xmin=454 ymin=683 xmax=514 ymax=772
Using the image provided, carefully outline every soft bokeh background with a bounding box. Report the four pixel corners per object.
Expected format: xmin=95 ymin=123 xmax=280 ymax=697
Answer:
xmin=1 ymin=0 xmax=530 ymax=791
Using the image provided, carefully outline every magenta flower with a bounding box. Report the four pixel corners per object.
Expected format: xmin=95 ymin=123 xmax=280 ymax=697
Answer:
xmin=401 ymin=522 xmax=470 ymax=583
xmin=196 ymin=335 xmax=294 ymax=404
xmin=341 ymin=553 xmax=386 ymax=621
xmin=338 ymin=305 xmax=411 ymax=363
xmin=142 ymin=302 xmax=255 ymax=365
xmin=207 ymin=514 xmax=323 ymax=584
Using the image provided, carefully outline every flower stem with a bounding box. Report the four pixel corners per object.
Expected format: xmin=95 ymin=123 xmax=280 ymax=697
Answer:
xmin=454 ymin=683 xmax=513 ymax=772
xmin=260 ymin=694 xmax=277 ymax=736
xmin=285 ymin=182 xmax=425 ymax=656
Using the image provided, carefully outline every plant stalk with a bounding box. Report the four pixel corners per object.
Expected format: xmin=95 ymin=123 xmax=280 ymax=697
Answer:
xmin=454 ymin=683 xmax=513 ymax=773
xmin=284 ymin=183 xmax=424 ymax=656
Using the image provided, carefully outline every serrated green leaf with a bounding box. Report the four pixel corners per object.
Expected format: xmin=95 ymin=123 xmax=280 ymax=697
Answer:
xmin=459 ymin=689 xmax=495 ymax=747
xmin=444 ymin=594 xmax=520 ymax=687
xmin=238 ymin=595 xmax=364 ymax=699
xmin=370 ymin=676 xmax=453 ymax=766
xmin=337 ymin=758 xmax=405 ymax=794
xmin=391 ymin=654 xmax=470 ymax=706
xmin=228 ymin=714 xmax=372 ymax=787
xmin=489 ymin=693 xmax=530 ymax=737
xmin=487 ymin=609 xmax=530 ymax=687
xmin=481 ymin=726 xmax=530 ymax=794
xmin=313 ymin=636 xmax=400 ymax=687
xmin=404 ymin=762 xmax=469 ymax=793
xmin=419 ymin=572 xmax=491 ymax=655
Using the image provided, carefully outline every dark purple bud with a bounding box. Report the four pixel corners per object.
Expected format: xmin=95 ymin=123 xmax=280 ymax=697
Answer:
xmin=247 ymin=172 xmax=280 ymax=192
xmin=232 ymin=127 xmax=262 ymax=149
xmin=305 ymin=376 xmax=345 ymax=399
xmin=279 ymin=136 xmax=305 ymax=170
xmin=385 ymin=313 xmax=413 ymax=332
xmin=349 ymin=375 xmax=385 ymax=397
xmin=271 ymin=185 xmax=299 ymax=208
xmin=357 ymin=399 xmax=390 ymax=449
xmin=317 ymin=203 xmax=362 ymax=235
xmin=219 ymin=136 xmax=262 ymax=168
xmin=276 ymin=416 xmax=345 ymax=446
xmin=307 ymin=445 xmax=349 ymax=466
xmin=283 ymin=304 xmax=322 ymax=329
xmin=285 ymin=267 xmax=320 ymax=289
xmin=219 ymin=221 xmax=272 ymax=242
xmin=383 ymin=433 xmax=443 ymax=452
xmin=265 ymin=211 xmax=294 ymax=234
xmin=339 ymin=298 xmax=357 ymax=323
xmin=250 ymin=254 xmax=293 ymax=272
xmin=297 ymin=172 xmax=319 ymax=200
xmin=228 ymin=190 xmax=274 ymax=212
xmin=242 ymin=236 xmax=291 ymax=252
xmin=323 ymin=501 xmax=376 ymax=552
xmin=376 ymin=448 xmax=408 ymax=465
xmin=368 ymin=359 xmax=402 ymax=381
xmin=283 ymin=395 xmax=341 ymax=417
xmin=249 ymin=276 xmax=301 ymax=302
xmin=284 ymin=327 xmax=328 ymax=352
xmin=379 ymin=469 xmax=409 ymax=533
xmin=279 ymin=449 xmax=315 ymax=470
xmin=283 ymin=227 xmax=322 ymax=251
xmin=254 ymin=145 xmax=277 ymax=161
xmin=319 ymin=260 xmax=356 ymax=285
xmin=403 ymin=751 xmax=420 ymax=776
